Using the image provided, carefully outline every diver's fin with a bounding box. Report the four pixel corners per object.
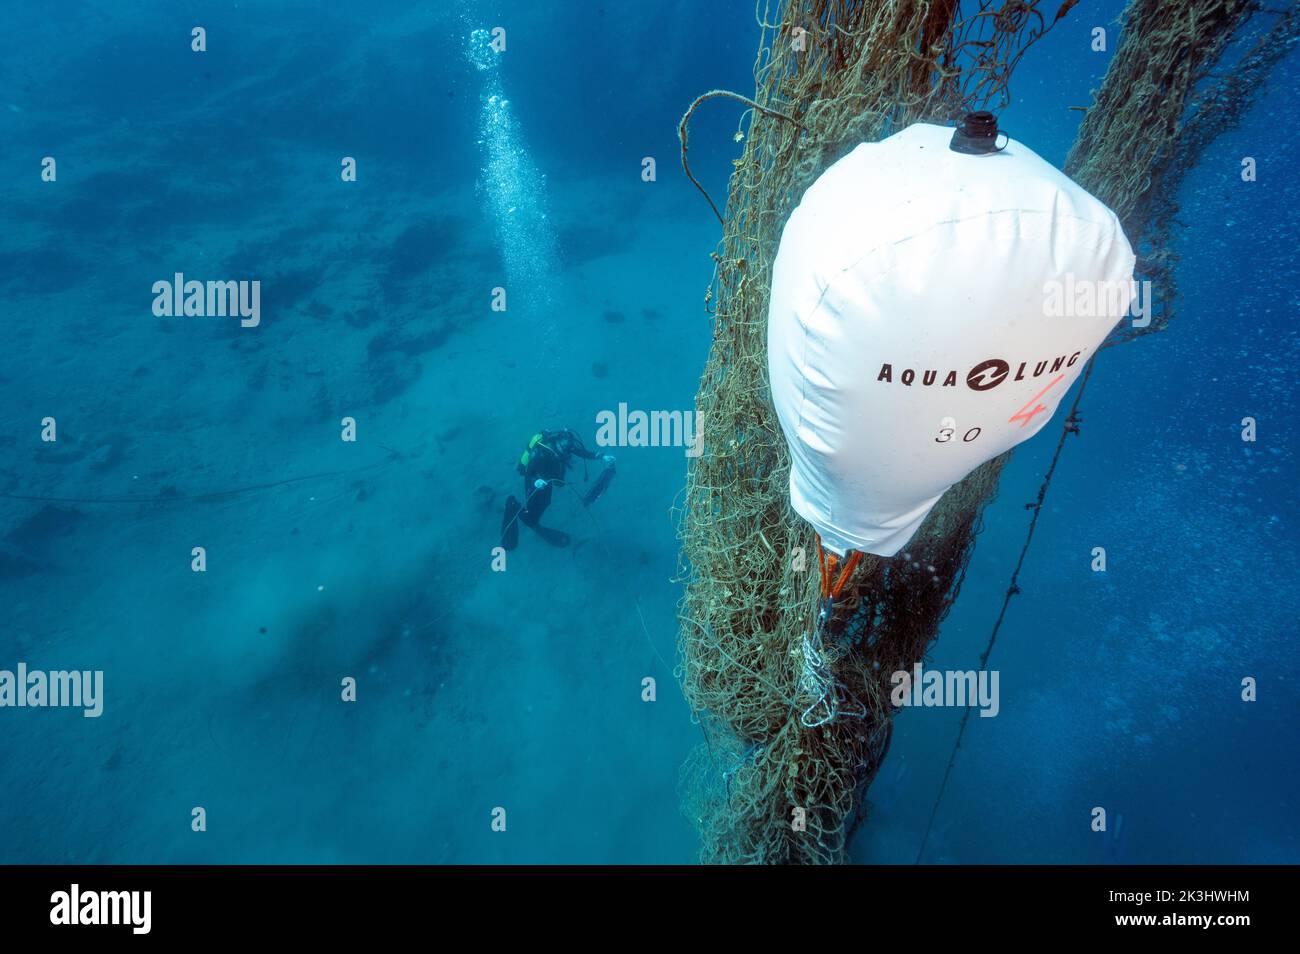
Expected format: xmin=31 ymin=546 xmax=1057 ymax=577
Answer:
xmin=531 ymin=525 xmax=571 ymax=548
xmin=501 ymin=495 xmax=521 ymax=551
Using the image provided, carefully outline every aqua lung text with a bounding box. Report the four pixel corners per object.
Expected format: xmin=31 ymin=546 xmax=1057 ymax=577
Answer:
xmin=875 ymin=351 xmax=1084 ymax=391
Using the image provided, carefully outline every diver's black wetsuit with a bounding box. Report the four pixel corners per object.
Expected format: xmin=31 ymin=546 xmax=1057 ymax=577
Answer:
xmin=502 ymin=429 xmax=604 ymax=549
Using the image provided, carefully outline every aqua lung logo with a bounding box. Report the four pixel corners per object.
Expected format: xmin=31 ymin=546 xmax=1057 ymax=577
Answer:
xmin=966 ymin=359 xmax=1009 ymax=391
xmin=876 ymin=351 xmax=1083 ymax=391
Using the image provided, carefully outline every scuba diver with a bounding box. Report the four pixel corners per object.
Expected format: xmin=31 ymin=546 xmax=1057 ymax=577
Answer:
xmin=500 ymin=428 xmax=615 ymax=550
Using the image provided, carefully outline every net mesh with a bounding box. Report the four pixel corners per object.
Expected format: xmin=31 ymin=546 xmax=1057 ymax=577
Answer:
xmin=674 ymin=0 xmax=1281 ymax=864
xmin=1070 ymin=0 xmax=1296 ymax=344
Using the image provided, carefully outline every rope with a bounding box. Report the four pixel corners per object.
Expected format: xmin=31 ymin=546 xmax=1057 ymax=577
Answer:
xmin=0 ymin=459 xmax=394 ymax=506
xmin=813 ymin=534 xmax=865 ymax=600
xmin=914 ymin=357 xmax=1098 ymax=863
xmin=498 ymin=475 xmax=561 ymax=544
xmin=677 ymin=89 xmax=806 ymax=225
xmin=801 ymin=534 xmax=869 ymax=728
xmin=555 ymin=480 xmax=673 ymax=678
xmin=833 ymin=551 xmax=864 ymax=599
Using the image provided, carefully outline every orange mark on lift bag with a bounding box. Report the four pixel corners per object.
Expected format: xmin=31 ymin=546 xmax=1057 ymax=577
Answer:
xmin=1009 ymin=374 xmax=1065 ymax=428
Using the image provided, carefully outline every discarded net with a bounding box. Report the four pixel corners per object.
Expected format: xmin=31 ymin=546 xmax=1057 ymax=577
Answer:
xmin=675 ymin=0 xmax=1283 ymax=864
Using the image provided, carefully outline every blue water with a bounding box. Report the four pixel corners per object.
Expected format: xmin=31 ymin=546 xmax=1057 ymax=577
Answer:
xmin=0 ymin=1 xmax=1295 ymax=864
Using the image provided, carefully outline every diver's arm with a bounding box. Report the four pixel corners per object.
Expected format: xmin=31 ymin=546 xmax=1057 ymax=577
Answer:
xmin=563 ymin=431 xmax=602 ymax=461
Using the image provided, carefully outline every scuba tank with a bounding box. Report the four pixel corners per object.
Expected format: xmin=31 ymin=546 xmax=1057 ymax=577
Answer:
xmin=517 ymin=432 xmax=551 ymax=473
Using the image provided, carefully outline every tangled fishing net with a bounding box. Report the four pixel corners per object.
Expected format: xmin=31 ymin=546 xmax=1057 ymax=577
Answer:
xmin=674 ymin=0 xmax=1292 ymax=864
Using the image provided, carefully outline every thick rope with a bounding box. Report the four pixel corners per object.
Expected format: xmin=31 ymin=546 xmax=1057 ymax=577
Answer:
xmin=678 ymin=88 xmax=806 ymax=224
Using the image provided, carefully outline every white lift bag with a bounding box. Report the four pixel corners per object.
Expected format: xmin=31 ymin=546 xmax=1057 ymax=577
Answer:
xmin=768 ymin=122 xmax=1136 ymax=556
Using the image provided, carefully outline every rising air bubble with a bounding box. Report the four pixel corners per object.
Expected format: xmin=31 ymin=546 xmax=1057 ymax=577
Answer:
xmin=463 ymin=23 xmax=559 ymax=314
xmin=465 ymin=28 xmax=497 ymax=72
